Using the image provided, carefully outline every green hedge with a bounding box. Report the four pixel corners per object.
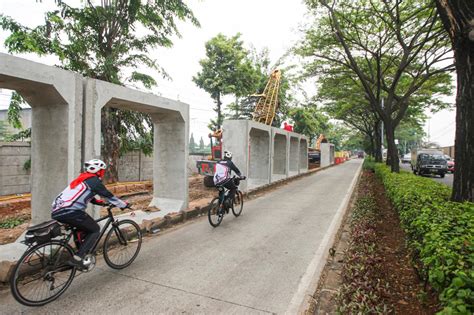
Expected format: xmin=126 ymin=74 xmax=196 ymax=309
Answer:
xmin=373 ymin=164 xmax=474 ymax=314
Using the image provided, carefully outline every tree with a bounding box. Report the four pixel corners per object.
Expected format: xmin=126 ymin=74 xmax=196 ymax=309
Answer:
xmin=434 ymin=1 xmax=474 ymax=202
xmin=316 ymin=65 xmax=383 ymax=160
xmin=0 ymin=120 xmax=11 ymax=141
xmin=193 ymin=33 xmax=259 ymax=130
xmin=226 ymin=47 xmax=294 ymax=127
xmin=289 ymin=104 xmax=330 ymax=143
xmin=394 ymin=115 xmax=426 ymax=155
xmin=199 ymin=136 xmax=205 ymax=150
xmin=189 ymin=133 xmax=196 ymax=152
xmin=299 ymin=0 xmax=453 ymax=172
xmin=0 ymin=0 xmax=198 ymax=182
xmin=317 ymin=62 xmax=433 ymax=161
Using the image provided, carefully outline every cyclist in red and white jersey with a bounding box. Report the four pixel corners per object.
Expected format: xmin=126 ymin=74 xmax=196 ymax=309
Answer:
xmin=51 ymin=159 xmax=128 ymax=268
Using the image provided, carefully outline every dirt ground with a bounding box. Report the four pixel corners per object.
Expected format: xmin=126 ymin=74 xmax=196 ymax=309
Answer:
xmin=370 ymin=171 xmax=439 ymax=314
xmin=310 ymin=170 xmax=439 ymax=314
xmin=0 ymin=175 xmax=215 ymax=245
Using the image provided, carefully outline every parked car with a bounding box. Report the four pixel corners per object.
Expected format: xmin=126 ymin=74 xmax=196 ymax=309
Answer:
xmin=411 ymin=148 xmax=448 ymax=178
xmin=447 ymin=159 xmax=455 ymax=173
xmin=444 ymin=155 xmax=455 ymax=173
xmin=401 ymin=153 xmax=411 ymax=164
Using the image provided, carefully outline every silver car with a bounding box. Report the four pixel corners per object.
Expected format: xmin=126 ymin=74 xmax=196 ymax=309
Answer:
xmin=401 ymin=153 xmax=411 ymax=164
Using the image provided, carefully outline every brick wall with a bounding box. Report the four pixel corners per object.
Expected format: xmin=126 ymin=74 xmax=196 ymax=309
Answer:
xmin=0 ymin=142 xmax=31 ymax=195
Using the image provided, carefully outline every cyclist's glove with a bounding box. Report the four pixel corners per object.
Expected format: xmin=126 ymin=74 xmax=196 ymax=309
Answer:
xmin=91 ymin=198 xmax=107 ymax=206
xmin=121 ymin=202 xmax=132 ymax=210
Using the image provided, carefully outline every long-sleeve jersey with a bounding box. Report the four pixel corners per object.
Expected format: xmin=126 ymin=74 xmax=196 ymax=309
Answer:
xmin=52 ymin=176 xmax=127 ymax=217
xmin=213 ymin=160 xmax=242 ymax=185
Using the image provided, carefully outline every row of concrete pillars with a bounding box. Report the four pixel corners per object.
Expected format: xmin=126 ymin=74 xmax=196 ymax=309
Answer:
xmin=222 ymin=120 xmax=309 ymax=192
xmin=0 ymin=53 xmax=189 ymax=224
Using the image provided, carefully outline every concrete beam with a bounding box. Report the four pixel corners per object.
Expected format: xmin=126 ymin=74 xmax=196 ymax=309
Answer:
xmin=0 ymin=53 xmax=83 ymax=224
xmin=83 ymin=79 xmax=189 ymax=217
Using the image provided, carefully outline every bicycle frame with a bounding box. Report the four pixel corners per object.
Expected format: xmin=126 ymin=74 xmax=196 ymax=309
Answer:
xmin=90 ymin=206 xmax=127 ymax=254
xmin=54 ymin=206 xmax=126 ymax=256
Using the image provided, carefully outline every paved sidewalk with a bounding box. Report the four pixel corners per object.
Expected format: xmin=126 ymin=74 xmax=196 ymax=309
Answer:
xmin=0 ymin=159 xmax=362 ymax=314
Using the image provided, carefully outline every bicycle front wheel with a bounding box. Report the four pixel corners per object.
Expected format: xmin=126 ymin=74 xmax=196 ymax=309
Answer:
xmin=103 ymin=219 xmax=142 ymax=269
xmin=232 ymin=191 xmax=244 ymax=217
xmin=208 ymin=197 xmax=224 ymax=227
xmin=10 ymin=240 xmax=76 ymax=306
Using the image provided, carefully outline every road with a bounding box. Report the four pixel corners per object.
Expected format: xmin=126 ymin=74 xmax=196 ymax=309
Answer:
xmin=399 ymin=162 xmax=453 ymax=187
xmin=0 ymin=160 xmax=362 ymax=314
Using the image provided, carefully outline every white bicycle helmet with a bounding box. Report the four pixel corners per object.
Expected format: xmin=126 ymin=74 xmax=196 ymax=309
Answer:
xmin=223 ymin=150 xmax=232 ymax=160
xmin=84 ymin=159 xmax=106 ymax=174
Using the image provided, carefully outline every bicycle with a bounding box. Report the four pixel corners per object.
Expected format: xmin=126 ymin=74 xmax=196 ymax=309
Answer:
xmin=208 ymin=176 xmax=246 ymax=227
xmin=9 ymin=204 xmax=142 ymax=307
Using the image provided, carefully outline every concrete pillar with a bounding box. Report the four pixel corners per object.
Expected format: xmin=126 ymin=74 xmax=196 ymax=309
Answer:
xmin=248 ymin=127 xmax=271 ymax=189
xmin=320 ymin=143 xmax=335 ymax=167
xmin=299 ymin=137 xmax=309 ymax=173
xmin=222 ymin=120 xmax=271 ymax=192
xmin=271 ymin=128 xmax=288 ymax=182
xmin=0 ymin=53 xmax=83 ymax=224
xmin=149 ymin=112 xmax=188 ymax=213
xmin=222 ymin=120 xmax=250 ymax=191
xmin=288 ymin=135 xmax=300 ymax=177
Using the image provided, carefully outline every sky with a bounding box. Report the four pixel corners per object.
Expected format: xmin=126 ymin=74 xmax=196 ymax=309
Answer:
xmin=0 ymin=0 xmax=456 ymax=147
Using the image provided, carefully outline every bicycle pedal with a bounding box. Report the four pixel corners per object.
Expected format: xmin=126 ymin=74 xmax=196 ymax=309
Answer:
xmin=82 ymin=254 xmax=96 ymax=272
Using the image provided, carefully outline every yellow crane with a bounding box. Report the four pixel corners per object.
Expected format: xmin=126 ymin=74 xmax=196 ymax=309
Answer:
xmin=252 ymin=69 xmax=282 ymax=126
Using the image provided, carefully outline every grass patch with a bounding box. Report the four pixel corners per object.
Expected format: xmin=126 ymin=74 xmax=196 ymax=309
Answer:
xmin=0 ymin=217 xmax=26 ymax=229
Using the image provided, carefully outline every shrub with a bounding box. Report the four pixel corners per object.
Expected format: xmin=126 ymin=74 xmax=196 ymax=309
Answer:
xmin=374 ymin=164 xmax=474 ymax=314
xmin=363 ymin=157 xmax=375 ymax=171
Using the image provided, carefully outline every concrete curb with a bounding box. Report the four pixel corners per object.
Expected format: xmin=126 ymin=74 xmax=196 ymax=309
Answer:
xmin=285 ymin=160 xmax=363 ymax=314
xmin=0 ymin=163 xmax=342 ymax=284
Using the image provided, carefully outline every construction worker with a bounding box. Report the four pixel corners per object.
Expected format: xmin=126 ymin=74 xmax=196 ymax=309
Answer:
xmin=283 ymin=121 xmax=293 ymax=131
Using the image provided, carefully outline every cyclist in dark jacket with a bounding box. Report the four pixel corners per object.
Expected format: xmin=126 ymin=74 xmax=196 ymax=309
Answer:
xmin=213 ymin=151 xmax=245 ymax=202
xmin=52 ymin=159 xmax=128 ymax=269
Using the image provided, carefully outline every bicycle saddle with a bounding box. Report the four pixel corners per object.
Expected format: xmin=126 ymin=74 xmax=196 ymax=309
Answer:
xmin=27 ymin=219 xmax=60 ymax=232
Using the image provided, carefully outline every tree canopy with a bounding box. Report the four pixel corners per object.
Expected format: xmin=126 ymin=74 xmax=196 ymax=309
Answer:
xmin=298 ymin=0 xmax=453 ymax=172
xmin=0 ymin=0 xmax=199 ymax=182
xmin=193 ymin=33 xmax=259 ymax=130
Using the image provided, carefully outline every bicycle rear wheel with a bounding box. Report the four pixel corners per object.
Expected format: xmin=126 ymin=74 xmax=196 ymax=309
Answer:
xmin=208 ymin=197 xmax=224 ymax=227
xmin=103 ymin=219 xmax=142 ymax=269
xmin=10 ymin=240 xmax=76 ymax=306
xmin=232 ymin=191 xmax=244 ymax=217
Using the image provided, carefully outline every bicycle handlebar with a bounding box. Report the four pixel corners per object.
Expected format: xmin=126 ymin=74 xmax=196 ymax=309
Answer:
xmin=104 ymin=203 xmax=132 ymax=211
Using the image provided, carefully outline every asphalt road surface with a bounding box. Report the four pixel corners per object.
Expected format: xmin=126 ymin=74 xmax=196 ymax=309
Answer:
xmin=399 ymin=162 xmax=453 ymax=187
xmin=0 ymin=160 xmax=363 ymax=314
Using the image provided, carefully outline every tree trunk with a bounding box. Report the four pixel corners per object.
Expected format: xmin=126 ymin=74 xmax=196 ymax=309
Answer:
xmin=435 ymin=0 xmax=474 ymax=202
xmin=368 ymin=134 xmax=375 ymax=157
xmin=451 ymin=39 xmax=474 ymax=202
xmin=101 ymin=107 xmax=120 ymax=184
xmin=216 ymin=92 xmax=222 ymax=130
xmin=374 ymin=120 xmax=382 ymax=162
xmin=384 ymin=121 xmax=400 ymax=172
